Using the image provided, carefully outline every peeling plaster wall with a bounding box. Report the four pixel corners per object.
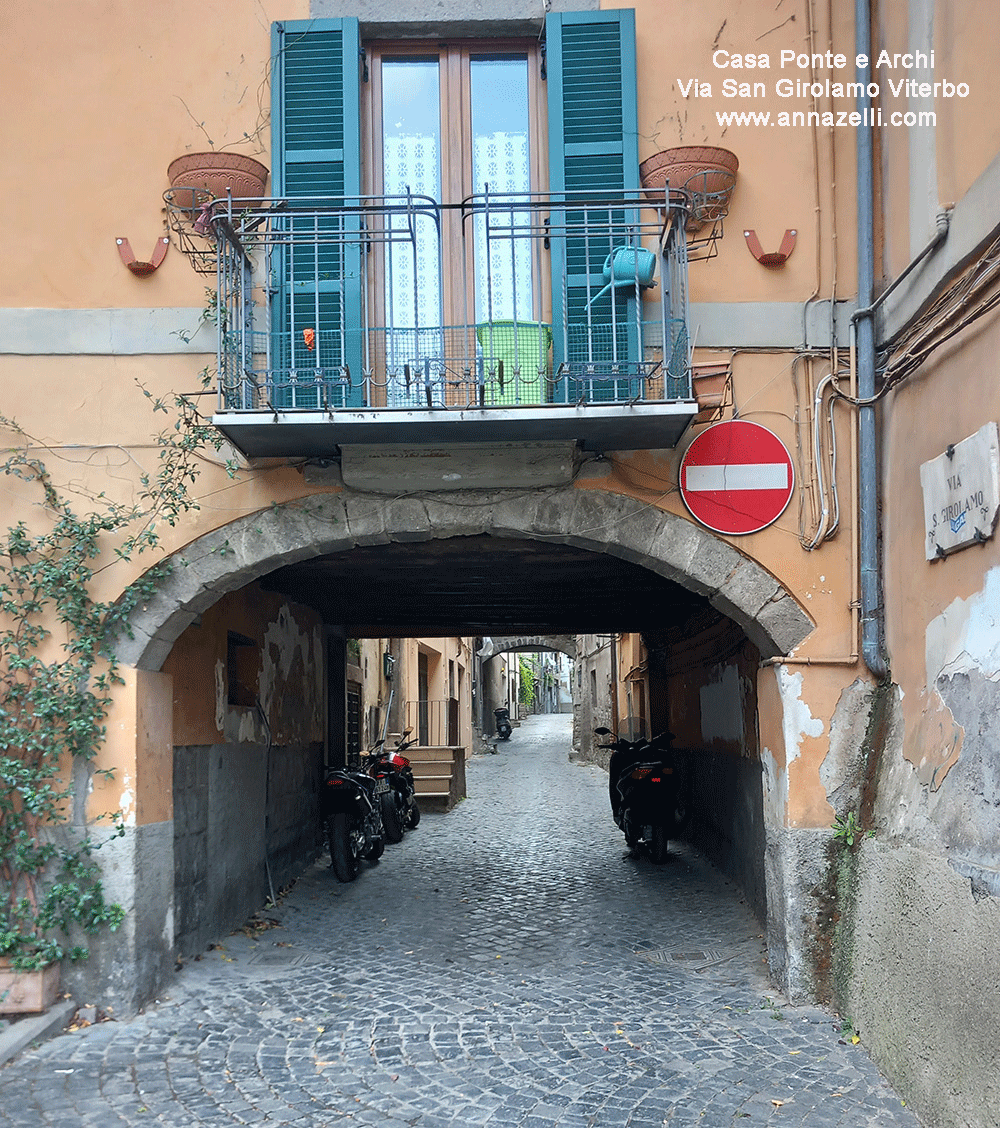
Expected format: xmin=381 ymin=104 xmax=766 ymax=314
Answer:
xmin=845 ymin=86 xmax=1000 ymax=1119
xmin=845 ymin=841 xmax=1000 ymax=1128
xmin=760 ymin=667 xmax=882 ymax=1003
xmin=164 ymin=587 xmax=325 ymax=957
xmin=878 ymin=569 xmax=1000 ymax=869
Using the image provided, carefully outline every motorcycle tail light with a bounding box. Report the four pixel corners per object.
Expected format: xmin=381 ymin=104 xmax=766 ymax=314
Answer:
xmin=327 ymin=779 xmax=345 ymax=786
xmin=651 ymin=776 xmax=662 ymax=783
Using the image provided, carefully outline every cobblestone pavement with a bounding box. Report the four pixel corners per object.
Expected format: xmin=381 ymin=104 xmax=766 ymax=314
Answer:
xmin=0 ymin=714 xmax=920 ymax=1127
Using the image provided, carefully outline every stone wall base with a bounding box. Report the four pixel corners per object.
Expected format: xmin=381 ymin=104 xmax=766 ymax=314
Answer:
xmin=844 ymin=839 xmax=1000 ymax=1128
xmin=764 ymin=825 xmax=832 ymax=1003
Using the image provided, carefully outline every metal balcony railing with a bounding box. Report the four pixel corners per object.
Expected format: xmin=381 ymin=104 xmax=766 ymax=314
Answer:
xmin=210 ymin=189 xmax=693 ymax=419
xmin=403 ymin=698 xmax=460 ymax=747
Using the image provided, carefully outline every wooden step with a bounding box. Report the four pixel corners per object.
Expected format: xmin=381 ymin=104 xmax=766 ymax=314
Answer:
xmin=414 ymin=775 xmax=452 ymax=794
xmin=398 ymin=746 xmax=466 ymax=810
xmin=410 ymin=763 xmax=453 ymax=778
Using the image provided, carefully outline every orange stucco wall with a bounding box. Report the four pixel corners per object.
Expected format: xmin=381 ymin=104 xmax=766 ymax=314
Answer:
xmin=2 ymin=0 xmax=889 ymax=843
xmin=2 ymin=0 xmax=304 ymax=310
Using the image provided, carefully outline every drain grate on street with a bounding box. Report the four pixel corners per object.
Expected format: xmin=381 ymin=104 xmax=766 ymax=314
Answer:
xmin=635 ymin=948 xmax=735 ymax=969
xmin=245 ymin=947 xmax=321 ymax=971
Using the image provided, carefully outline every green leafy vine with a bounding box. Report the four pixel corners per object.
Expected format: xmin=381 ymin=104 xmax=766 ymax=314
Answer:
xmin=0 ymin=388 xmax=225 ymax=970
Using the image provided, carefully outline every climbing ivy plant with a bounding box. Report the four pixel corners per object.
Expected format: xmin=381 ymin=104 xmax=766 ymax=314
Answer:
xmin=518 ymin=656 xmax=536 ymax=709
xmin=0 ymin=386 xmax=225 ymax=970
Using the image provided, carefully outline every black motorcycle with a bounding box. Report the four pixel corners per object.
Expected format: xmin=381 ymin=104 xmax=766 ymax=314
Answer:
xmin=365 ymin=731 xmax=421 ymax=844
xmin=494 ymin=706 xmax=512 ymax=741
xmin=596 ymin=727 xmax=689 ymax=864
xmin=322 ymin=761 xmax=386 ymax=882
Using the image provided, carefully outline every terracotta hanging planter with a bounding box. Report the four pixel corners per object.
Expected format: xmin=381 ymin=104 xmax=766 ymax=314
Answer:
xmin=690 ymin=361 xmax=730 ymax=410
xmin=166 ymin=152 xmax=269 ymax=216
xmin=639 ymin=146 xmax=738 ymax=229
xmin=0 ymin=958 xmax=61 ymax=1015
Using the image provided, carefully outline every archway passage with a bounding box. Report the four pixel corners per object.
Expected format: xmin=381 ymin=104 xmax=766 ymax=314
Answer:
xmin=108 ymin=488 xmax=812 ymax=1010
xmin=120 ymin=488 xmax=812 ymax=671
xmin=479 ymin=637 xmax=577 ymax=660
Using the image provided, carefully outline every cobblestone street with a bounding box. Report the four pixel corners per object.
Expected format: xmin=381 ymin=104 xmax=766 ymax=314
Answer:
xmin=0 ymin=714 xmax=920 ymax=1127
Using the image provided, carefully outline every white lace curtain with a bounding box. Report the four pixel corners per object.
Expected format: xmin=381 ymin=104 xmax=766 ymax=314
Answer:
xmin=383 ymin=130 xmax=533 ymax=331
xmin=473 ymin=131 xmax=533 ymax=324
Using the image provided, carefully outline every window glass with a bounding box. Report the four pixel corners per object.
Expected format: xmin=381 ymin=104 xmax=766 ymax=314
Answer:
xmin=471 ymin=55 xmax=532 ymax=322
xmin=382 ymin=58 xmax=442 ymax=332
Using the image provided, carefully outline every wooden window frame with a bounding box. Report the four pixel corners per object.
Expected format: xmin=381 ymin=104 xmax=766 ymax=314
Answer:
xmin=361 ymin=39 xmax=549 ymax=334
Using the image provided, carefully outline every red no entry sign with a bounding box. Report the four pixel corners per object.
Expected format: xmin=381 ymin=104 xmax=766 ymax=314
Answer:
xmin=680 ymin=420 xmax=795 ymax=535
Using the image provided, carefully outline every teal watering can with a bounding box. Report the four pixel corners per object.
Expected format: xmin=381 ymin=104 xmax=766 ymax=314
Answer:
xmin=587 ymin=246 xmax=657 ymax=306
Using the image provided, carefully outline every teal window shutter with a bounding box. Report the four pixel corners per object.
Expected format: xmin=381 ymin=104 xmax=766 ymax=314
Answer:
xmin=545 ymin=9 xmax=640 ymax=385
xmin=271 ymin=19 xmax=363 ymax=408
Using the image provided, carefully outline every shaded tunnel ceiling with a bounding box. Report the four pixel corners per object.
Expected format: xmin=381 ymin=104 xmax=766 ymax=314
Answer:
xmin=261 ymin=534 xmax=720 ymax=637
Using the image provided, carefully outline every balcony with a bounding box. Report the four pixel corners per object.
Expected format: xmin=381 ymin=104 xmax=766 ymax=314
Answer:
xmin=206 ymin=189 xmax=699 ymax=456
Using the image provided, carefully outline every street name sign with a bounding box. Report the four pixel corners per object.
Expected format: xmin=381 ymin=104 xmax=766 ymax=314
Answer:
xmin=920 ymin=421 xmax=999 ymax=559
xmin=680 ymin=419 xmax=795 ymax=535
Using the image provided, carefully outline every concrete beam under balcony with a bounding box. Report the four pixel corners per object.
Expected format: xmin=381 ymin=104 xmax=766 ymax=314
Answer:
xmin=211 ymin=401 xmax=699 ymax=457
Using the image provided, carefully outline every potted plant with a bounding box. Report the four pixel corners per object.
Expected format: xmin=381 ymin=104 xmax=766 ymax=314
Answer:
xmin=639 ymin=146 xmax=738 ymax=229
xmin=166 ymin=151 xmax=269 ymax=215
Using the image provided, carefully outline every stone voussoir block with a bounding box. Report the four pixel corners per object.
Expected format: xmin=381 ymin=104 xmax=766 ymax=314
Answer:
xmin=682 ymin=534 xmax=744 ymax=596
xmin=149 ymin=607 xmax=200 ymax=647
xmin=755 ymin=593 xmax=815 ymax=657
xmin=603 ymin=500 xmax=674 ymax=566
xmin=290 ymin=496 xmax=354 ymax=549
xmin=115 ymin=623 xmax=157 ymax=669
xmin=135 ymin=632 xmax=177 ymax=672
xmin=472 ymin=493 xmax=541 ymax=537
xmin=529 ymin=491 xmax=581 ymax=539
xmin=560 ymin=489 xmax=619 ymax=549
xmin=339 ymin=492 xmax=391 ymax=546
xmin=716 ymin=558 xmax=781 ymax=619
xmin=423 ymin=493 xmax=493 ymax=538
xmin=645 ymin=513 xmax=705 ymax=580
xmin=382 ymin=497 xmax=436 ymax=542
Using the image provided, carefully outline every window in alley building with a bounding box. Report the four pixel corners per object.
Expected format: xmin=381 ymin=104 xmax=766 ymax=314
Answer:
xmin=226 ymin=631 xmax=258 ymax=708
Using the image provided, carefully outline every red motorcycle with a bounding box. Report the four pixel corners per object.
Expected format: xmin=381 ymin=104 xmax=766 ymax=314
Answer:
xmin=364 ymin=731 xmax=421 ymax=844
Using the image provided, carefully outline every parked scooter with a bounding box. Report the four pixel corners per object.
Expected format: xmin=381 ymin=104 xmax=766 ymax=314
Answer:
xmin=365 ymin=730 xmax=421 ymax=844
xmin=595 ymin=727 xmax=689 ymax=864
xmin=494 ymin=706 xmax=513 ymax=741
xmin=322 ymin=758 xmax=386 ymax=883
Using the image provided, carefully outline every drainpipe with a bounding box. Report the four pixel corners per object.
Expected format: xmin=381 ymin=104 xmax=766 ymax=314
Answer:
xmin=610 ymin=633 xmax=620 ymax=736
xmin=854 ymin=0 xmax=889 ymax=679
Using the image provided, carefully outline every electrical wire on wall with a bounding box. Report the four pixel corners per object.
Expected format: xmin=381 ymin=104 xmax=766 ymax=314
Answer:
xmin=800 ymin=368 xmax=846 ymax=550
xmin=828 ymin=211 xmax=1000 ymax=411
xmin=876 ymin=223 xmax=1000 ymax=394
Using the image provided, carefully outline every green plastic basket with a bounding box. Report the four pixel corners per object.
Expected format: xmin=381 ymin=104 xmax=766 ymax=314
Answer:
xmin=476 ymin=320 xmax=552 ymax=406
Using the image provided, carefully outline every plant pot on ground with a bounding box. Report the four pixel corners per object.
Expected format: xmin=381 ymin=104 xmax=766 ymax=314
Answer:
xmin=0 ymin=958 xmax=60 ymax=1015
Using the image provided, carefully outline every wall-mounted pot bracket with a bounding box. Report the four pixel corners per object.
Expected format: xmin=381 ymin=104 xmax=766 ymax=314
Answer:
xmin=744 ymin=228 xmax=796 ymax=267
xmin=117 ymin=236 xmax=170 ymax=276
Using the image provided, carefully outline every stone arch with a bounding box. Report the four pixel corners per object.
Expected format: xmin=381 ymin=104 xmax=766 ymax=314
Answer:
xmin=118 ymin=487 xmax=813 ymax=670
xmin=480 ymin=636 xmax=577 ymax=660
